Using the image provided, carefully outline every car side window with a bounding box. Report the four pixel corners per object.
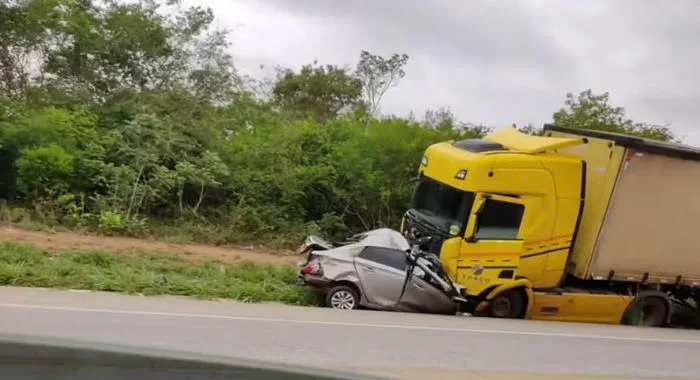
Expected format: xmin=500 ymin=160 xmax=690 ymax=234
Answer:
xmin=475 ymin=199 xmax=524 ymax=240
xmin=358 ymin=247 xmax=407 ymax=272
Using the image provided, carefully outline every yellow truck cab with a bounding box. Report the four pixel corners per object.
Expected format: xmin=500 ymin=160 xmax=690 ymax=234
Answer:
xmin=402 ymin=124 xmax=700 ymax=326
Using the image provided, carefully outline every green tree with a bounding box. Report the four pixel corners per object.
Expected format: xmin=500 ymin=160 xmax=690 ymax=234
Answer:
xmin=0 ymin=0 xmax=238 ymax=103
xmin=355 ymin=51 xmax=409 ymax=119
xmin=422 ymin=106 xmax=491 ymax=136
xmin=0 ymin=0 xmax=682 ymax=248
xmin=175 ymin=150 xmax=230 ymax=218
xmin=553 ymin=89 xmax=676 ymax=142
xmin=272 ymin=62 xmax=362 ymax=123
xmin=423 ymin=107 xmax=457 ymax=132
xmin=15 ymin=144 xmax=74 ymax=198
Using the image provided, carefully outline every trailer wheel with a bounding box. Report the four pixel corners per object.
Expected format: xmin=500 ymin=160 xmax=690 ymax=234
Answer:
xmin=487 ymin=288 xmax=526 ymax=319
xmin=622 ymin=294 xmax=669 ymax=327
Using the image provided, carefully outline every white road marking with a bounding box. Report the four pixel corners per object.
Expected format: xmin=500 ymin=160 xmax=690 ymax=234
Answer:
xmin=0 ymin=302 xmax=698 ymax=344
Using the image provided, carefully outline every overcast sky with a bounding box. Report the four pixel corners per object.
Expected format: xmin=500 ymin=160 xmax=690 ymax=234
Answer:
xmin=185 ymin=0 xmax=700 ymax=145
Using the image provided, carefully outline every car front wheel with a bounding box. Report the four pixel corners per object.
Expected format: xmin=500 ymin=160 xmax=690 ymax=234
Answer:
xmin=325 ymin=285 xmax=360 ymax=310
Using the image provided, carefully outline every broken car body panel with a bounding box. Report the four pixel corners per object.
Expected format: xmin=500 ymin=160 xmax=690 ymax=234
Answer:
xmin=298 ymin=228 xmax=456 ymax=315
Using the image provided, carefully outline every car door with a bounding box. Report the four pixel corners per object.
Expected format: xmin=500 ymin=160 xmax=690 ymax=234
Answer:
xmin=407 ymin=264 xmax=458 ymax=314
xmin=354 ymin=246 xmax=410 ymax=308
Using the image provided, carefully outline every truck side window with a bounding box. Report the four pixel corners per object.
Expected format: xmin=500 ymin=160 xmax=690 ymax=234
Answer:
xmin=475 ymin=199 xmax=524 ymax=240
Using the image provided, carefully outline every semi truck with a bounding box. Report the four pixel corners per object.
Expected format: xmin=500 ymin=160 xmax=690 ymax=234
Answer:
xmin=401 ymin=124 xmax=700 ymax=326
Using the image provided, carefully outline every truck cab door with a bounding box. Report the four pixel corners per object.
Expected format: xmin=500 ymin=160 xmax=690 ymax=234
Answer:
xmin=457 ymin=193 xmax=525 ymax=295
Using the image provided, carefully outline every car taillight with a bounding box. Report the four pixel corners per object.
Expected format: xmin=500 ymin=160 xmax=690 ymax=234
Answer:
xmin=301 ymin=262 xmax=321 ymax=275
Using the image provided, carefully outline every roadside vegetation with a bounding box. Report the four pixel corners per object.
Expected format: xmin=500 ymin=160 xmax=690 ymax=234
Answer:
xmin=0 ymin=0 xmax=678 ymax=252
xmin=0 ymin=0 xmax=685 ymax=304
xmin=0 ymin=241 xmax=319 ymax=305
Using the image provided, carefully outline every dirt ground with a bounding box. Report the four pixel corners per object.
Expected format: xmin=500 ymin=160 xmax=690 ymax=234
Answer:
xmin=0 ymin=227 xmax=301 ymax=266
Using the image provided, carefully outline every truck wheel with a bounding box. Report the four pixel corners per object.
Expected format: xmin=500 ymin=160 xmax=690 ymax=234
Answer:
xmin=622 ymin=294 xmax=668 ymax=327
xmin=487 ymin=288 xmax=525 ymax=319
xmin=325 ymin=285 xmax=360 ymax=310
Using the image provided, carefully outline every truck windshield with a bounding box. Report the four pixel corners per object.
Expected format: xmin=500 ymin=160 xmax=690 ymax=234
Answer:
xmin=411 ymin=176 xmax=475 ymax=235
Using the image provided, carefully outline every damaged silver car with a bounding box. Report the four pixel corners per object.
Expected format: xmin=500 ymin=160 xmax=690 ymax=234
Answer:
xmin=296 ymin=228 xmax=458 ymax=314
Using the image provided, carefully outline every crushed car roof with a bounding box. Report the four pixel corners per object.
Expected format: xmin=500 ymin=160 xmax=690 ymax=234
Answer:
xmin=354 ymin=228 xmax=410 ymax=251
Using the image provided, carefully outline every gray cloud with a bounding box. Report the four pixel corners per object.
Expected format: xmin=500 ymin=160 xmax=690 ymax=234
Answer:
xmin=192 ymin=0 xmax=700 ymax=144
xmin=246 ymin=0 xmax=578 ymax=75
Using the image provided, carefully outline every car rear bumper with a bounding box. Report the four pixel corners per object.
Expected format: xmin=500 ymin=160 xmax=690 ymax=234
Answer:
xmin=296 ymin=273 xmax=332 ymax=289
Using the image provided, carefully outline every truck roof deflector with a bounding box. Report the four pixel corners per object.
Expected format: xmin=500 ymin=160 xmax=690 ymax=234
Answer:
xmin=484 ymin=127 xmax=587 ymax=154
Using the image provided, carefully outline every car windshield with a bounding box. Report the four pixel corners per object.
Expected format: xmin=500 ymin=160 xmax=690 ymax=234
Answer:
xmin=411 ymin=176 xmax=475 ymax=235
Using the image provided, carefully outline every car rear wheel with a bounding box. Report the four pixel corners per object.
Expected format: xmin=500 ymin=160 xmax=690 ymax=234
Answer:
xmin=326 ymin=285 xmax=360 ymax=310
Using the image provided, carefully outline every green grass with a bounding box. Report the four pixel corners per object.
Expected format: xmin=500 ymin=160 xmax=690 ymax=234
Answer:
xmin=0 ymin=242 xmax=321 ymax=306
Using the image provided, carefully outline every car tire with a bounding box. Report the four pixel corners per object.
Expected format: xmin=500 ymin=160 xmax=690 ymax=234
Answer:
xmin=325 ymin=285 xmax=360 ymax=310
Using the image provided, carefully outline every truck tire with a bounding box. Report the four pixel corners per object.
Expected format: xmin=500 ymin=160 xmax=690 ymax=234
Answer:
xmin=487 ymin=288 xmax=526 ymax=319
xmin=621 ymin=292 xmax=669 ymax=327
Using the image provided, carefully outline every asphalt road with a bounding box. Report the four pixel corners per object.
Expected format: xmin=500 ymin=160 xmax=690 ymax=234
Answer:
xmin=0 ymin=287 xmax=699 ymax=380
